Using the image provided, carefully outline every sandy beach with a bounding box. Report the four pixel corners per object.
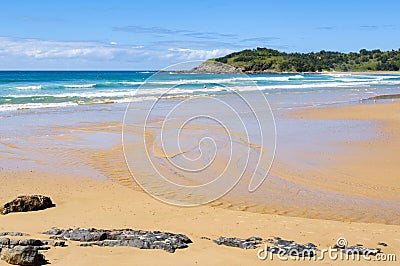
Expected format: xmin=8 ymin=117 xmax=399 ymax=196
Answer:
xmin=1 ymin=98 xmax=399 ymax=265
xmin=0 ymin=168 xmax=399 ymax=265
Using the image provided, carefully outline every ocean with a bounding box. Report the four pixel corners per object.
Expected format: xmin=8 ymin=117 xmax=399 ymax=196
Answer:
xmin=1 ymin=71 xmax=400 ymax=112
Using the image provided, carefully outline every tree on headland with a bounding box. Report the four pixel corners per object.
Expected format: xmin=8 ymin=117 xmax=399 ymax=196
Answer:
xmin=211 ymin=47 xmax=400 ymax=72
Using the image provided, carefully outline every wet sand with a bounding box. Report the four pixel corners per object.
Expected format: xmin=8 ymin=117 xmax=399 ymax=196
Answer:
xmin=1 ymin=99 xmax=400 ymax=264
xmin=287 ymin=100 xmax=400 ymax=200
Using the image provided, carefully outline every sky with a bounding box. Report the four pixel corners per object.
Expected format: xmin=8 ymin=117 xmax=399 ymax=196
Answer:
xmin=0 ymin=0 xmax=399 ymax=70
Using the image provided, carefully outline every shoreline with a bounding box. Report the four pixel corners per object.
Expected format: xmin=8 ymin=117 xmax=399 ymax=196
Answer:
xmin=1 ymin=95 xmax=400 ymax=264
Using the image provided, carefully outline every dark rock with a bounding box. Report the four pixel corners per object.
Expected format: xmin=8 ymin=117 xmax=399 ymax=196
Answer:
xmin=201 ymin=237 xmax=211 ymax=240
xmin=48 ymin=236 xmax=64 ymax=240
xmin=64 ymin=228 xmax=107 ymax=242
xmin=0 ymin=238 xmax=11 ymax=246
xmin=305 ymin=242 xmax=317 ymax=249
xmin=333 ymin=241 xmax=381 ymax=256
xmin=1 ymin=238 xmax=53 ymax=250
xmin=43 ymin=228 xmax=192 ymax=253
xmin=266 ymin=237 xmax=317 ymax=257
xmin=0 ymin=195 xmax=55 ymax=215
xmin=341 ymin=246 xmax=381 ymax=256
xmin=0 ymin=236 xmax=67 ymax=265
xmin=42 ymin=229 xmax=64 ymax=235
xmin=190 ymin=61 xmax=242 ymax=74
xmin=9 ymin=240 xmax=20 ymax=246
xmin=79 ymin=243 xmax=93 ymax=247
xmin=213 ymin=236 xmax=263 ymax=249
xmin=378 ymin=242 xmax=388 ymax=247
xmin=0 ymin=246 xmax=46 ymax=266
xmin=41 ymin=240 xmax=66 ymax=247
xmin=0 ymin=233 xmax=30 ymax=237
xmin=15 ymin=240 xmax=44 ymax=247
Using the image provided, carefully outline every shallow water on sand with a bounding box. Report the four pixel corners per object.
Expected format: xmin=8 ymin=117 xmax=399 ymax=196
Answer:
xmin=1 ymin=90 xmax=399 ymax=224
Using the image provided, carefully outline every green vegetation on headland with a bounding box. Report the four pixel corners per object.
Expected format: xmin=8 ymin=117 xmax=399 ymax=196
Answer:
xmin=208 ymin=47 xmax=400 ymax=73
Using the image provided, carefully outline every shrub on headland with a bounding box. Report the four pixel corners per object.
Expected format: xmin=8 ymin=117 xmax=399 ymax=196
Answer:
xmin=211 ymin=47 xmax=400 ymax=72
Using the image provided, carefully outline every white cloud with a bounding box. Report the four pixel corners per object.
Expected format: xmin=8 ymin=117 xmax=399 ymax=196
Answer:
xmin=0 ymin=36 xmax=234 ymax=69
xmin=0 ymin=37 xmax=135 ymax=60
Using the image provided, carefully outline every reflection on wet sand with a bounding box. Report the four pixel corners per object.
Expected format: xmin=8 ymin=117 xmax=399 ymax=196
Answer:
xmin=1 ymin=95 xmax=398 ymax=224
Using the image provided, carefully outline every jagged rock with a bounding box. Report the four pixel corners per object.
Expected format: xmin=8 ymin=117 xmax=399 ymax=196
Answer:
xmin=191 ymin=61 xmax=242 ymax=74
xmin=0 ymin=233 xmax=30 ymax=237
xmin=213 ymin=236 xmax=263 ymax=249
xmin=42 ymin=240 xmax=66 ymax=247
xmin=48 ymin=236 xmax=64 ymax=240
xmin=62 ymin=228 xmax=107 ymax=242
xmin=0 ymin=238 xmax=11 ymax=246
xmin=377 ymin=242 xmax=388 ymax=247
xmin=0 ymin=238 xmax=51 ymax=250
xmin=43 ymin=228 xmax=192 ymax=253
xmin=266 ymin=237 xmax=317 ymax=257
xmin=42 ymin=229 xmax=64 ymax=235
xmin=0 ymin=246 xmax=46 ymax=266
xmin=79 ymin=243 xmax=93 ymax=247
xmin=333 ymin=241 xmax=382 ymax=256
xmin=13 ymin=240 xmax=44 ymax=247
xmin=0 ymin=195 xmax=55 ymax=215
xmin=0 ymin=236 xmax=67 ymax=265
xmin=341 ymin=246 xmax=381 ymax=256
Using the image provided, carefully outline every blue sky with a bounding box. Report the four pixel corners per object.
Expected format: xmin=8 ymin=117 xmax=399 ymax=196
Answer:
xmin=0 ymin=0 xmax=399 ymax=70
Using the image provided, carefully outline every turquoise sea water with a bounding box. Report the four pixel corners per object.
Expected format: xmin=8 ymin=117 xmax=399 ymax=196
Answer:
xmin=1 ymin=71 xmax=400 ymax=111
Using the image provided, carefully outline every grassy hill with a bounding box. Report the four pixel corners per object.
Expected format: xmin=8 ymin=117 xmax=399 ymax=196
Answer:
xmin=209 ymin=47 xmax=400 ymax=73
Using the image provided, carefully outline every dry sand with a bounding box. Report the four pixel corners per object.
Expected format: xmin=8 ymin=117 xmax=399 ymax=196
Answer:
xmin=0 ymin=170 xmax=399 ymax=265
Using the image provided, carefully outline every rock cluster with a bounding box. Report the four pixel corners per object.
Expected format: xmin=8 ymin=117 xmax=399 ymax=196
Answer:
xmin=266 ymin=237 xmax=317 ymax=257
xmin=333 ymin=243 xmax=381 ymax=256
xmin=0 ymin=233 xmax=30 ymax=237
xmin=0 ymin=246 xmax=44 ymax=266
xmin=191 ymin=61 xmax=242 ymax=74
xmin=43 ymin=228 xmax=192 ymax=253
xmin=213 ymin=236 xmax=317 ymax=257
xmin=0 ymin=195 xmax=55 ymax=215
xmin=213 ymin=236 xmax=263 ymax=249
xmin=0 ymin=237 xmax=64 ymax=265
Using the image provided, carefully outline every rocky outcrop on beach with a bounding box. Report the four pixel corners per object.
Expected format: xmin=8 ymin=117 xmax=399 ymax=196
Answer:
xmin=0 ymin=233 xmax=30 ymax=237
xmin=0 ymin=195 xmax=55 ymax=215
xmin=0 ymin=234 xmax=67 ymax=265
xmin=0 ymin=237 xmax=63 ymax=265
xmin=0 ymin=246 xmax=45 ymax=266
xmin=213 ymin=236 xmax=263 ymax=249
xmin=0 ymin=226 xmax=391 ymax=264
xmin=212 ymin=236 xmax=317 ymax=257
xmin=43 ymin=228 xmax=192 ymax=253
xmin=333 ymin=243 xmax=381 ymax=256
xmin=265 ymin=237 xmax=317 ymax=257
xmin=191 ymin=61 xmax=242 ymax=74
